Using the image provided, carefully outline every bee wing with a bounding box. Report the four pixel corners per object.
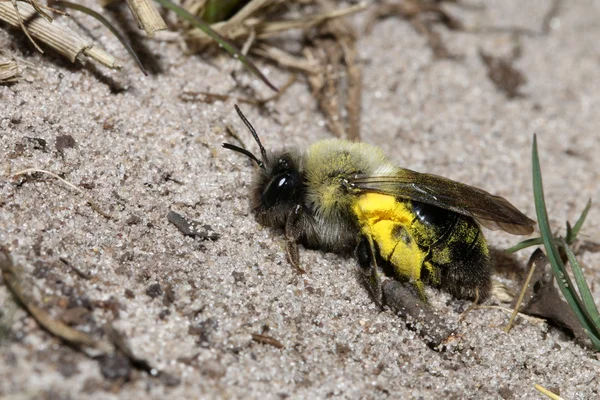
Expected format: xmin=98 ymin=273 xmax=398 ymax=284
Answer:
xmin=351 ymin=168 xmax=535 ymax=235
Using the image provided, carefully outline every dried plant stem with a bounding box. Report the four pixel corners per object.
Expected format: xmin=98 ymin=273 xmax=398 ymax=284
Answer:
xmin=0 ymin=58 xmax=20 ymax=82
xmin=187 ymin=2 xmax=367 ymax=44
xmin=252 ymin=3 xmax=368 ymax=38
xmin=252 ymin=44 xmax=318 ymax=73
xmin=9 ymin=0 xmax=43 ymax=52
xmin=0 ymin=1 xmax=122 ymax=69
xmin=534 ymin=384 xmax=564 ymax=400
xmin=505 ymin=259 xmax=538 ymax=333
xmin=13 ymin=168 xmax=115 ymax=220
xmin=125 ymin=0 xmax=167 ymax=37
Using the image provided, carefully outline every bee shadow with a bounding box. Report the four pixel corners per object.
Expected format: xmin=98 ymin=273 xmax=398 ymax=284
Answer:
xmin=489 ymin=247 xmax=527 ymax=282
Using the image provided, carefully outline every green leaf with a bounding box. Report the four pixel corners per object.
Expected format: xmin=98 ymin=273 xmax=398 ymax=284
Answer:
xmin=561 ymin=238 xmax=600 ymax=333
xmin=505 ymin=237 xmax=544 ymax=253
xmin=567 ymin=198 xmax=592 ymax=244
xmin=202 ymin=0 xmax=246 ymax=24
xmin=507 ymin=199 xmax=591 ymax=253
xmin=584 ymin=328 xmax=600 ymax=350
xmin=153 ymin=0 xmax=278 ymax=92
xmin=531 ymin=135 xmax=600 ymax=344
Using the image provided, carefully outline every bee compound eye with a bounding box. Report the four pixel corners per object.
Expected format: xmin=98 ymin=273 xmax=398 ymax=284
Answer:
xmin=262 ymin=173 xmax=292 ymax=206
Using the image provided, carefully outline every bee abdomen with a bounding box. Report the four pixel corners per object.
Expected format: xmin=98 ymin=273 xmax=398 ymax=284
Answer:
xmin=428 ymin=216 xmax=491 ymax=300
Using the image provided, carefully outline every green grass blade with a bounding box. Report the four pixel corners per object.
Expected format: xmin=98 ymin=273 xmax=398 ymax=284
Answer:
xmin=202 ymin=0 xmax=246 ymax=24
xmin=584 ymin=328 xmax=600 ymax=350
xmin=508 ymin=199 xmax=591 ymax=253
xmin=54 ymin=1 xmax=148 ymax=76
xmin=531 ymin=135 xmax=598 ymax=338
xmin=568 ymin=199 xmax=592 ymax=244
xmin=505 ymin=237 xmax=544 ymax=253
xmin=565 ymin=221 xmax=573 ymax=244
xmin=561 ymin=238 xmax=600 ymax=331
xmin=153 ymin=0 xmax=278 ymax=92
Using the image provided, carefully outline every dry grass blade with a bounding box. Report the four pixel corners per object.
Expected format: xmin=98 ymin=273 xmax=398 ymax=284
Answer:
xmin=155 ymin=0 xmax=277 ymax=91
xmin=251 ymin=3 xmax=368 ymax=39
xmin=53 ymin=0 xmax=148 ymax=75
xmin=0 ymin=247 xmax=114 ymax=353
xmin=125 ymin=0 xmax=166 ymax=37
xmin=9 ymin=0 xmax=43 ymax=52
xmin=0 ymin=1 xmax=122 ymax=69
xmin=12 ymin=168 xmax=115 ymax=220
xmin=190 ymin=2 xmax=367 ymax=43
xmin=188 ymin=0 xmax=270 ymax=41
xmin=306 ymin=6 xmax=362 ymax=140
xmin=0 ymin=58 xmax=20 ymax=82
xmin=252 ymin=45 xmax=318 ymax=73
xmin=534 ymin=384 xmax=564 ymax=400
xmin=505 ymin=249 xmax=544 ymax=333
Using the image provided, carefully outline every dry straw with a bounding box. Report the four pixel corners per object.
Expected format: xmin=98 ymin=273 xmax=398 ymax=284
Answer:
xmin=0 ymin=0 xmax=122 ymax=69
xmin=125 ymin=0 xmax=167 ymax=37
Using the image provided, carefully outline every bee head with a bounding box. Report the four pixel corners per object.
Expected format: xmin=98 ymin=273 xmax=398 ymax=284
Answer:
xmin=223 ymin=106 xmax=304 ymax=228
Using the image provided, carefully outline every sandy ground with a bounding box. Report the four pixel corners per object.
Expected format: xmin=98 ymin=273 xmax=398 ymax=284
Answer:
xmin=2 ymin=1 xmax=600 ymax=399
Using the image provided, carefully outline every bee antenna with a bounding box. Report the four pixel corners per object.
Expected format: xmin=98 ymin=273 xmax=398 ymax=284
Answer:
xmin=222 ymin=143 xmax=265 ymax=169
xmin=234 ymin=105 xmax=268 ymax=164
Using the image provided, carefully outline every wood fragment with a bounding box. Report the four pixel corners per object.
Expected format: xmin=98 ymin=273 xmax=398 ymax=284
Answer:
xmin=125 ymin=0 xmax=167 ymax=38
xmin=0 ymin=1 xmax=123 ymax=69
xmin=251 ymin=333 xmax=285 ymax=349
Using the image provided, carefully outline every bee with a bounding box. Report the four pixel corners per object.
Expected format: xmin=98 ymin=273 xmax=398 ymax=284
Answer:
xmin=223 ymin=106 xmax=535 ymax=305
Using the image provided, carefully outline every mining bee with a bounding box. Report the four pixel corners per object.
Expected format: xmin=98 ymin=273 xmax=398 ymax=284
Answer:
xmin=223 ymin=106 xmax=534 ymax=306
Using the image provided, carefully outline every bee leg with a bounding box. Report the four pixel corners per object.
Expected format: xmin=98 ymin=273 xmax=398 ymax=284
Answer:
xmin=411 ymin=279 xmax=429 ymax=304
xmin=285 ymin=206 xmax=306 ymax=274
xmin=382 ymin=280 xmax=455 ymax=350
xmin=356 ymin=235 xmax=383 ymax=308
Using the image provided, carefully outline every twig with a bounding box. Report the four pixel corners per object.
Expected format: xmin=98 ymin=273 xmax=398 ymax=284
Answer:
xmin=12 ymin=168 xmax=115 ymax=220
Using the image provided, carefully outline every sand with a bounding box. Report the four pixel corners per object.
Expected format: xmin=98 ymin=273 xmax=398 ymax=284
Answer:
xmin=1 ymin=1 xmax=600 ymax=399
